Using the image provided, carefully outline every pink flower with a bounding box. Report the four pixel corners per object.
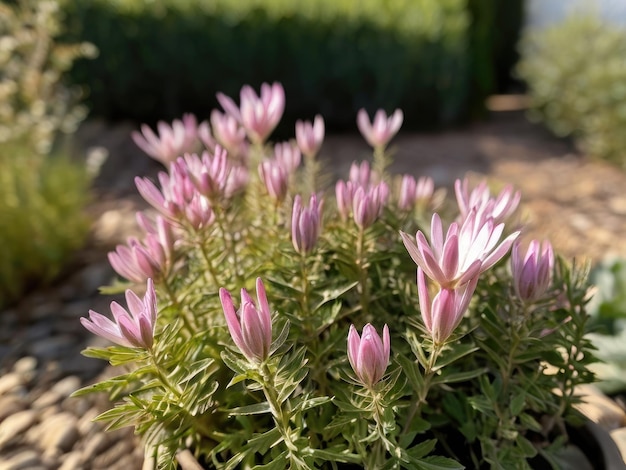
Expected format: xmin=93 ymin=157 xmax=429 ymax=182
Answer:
xmin=335 ymin=180 xmax=354 ymax=221
xmin=398 ymin=175 xmax=417 ymax=212
xmin=182 ymin=147 xmax=230 ymax=200
xmin=349 ymin=160 xmax=373 ymax=188
xmin=352 ymin=182 xmax=389 ymax=229
xmin=347 ymin=323 xmax=390 ymax=388
xmin=400 ymin=211 xmax=520 ymax=289
xmin=108 ymin=232 xmax=169 ymax=284
xmin=417 ymin=269 xmax=477 ymax=344
xmin=295 ymin=115 xmax=325 ymax=158
xmin=135 ymin=162 xmax=215 ymax=231
xmin=455 ymin=177 xmax=521 ymax=226
xmin=273 ymin=141 xmax=301 ymax=174
xmin=81 ymin=279 xmax=158 ymax=349
xmin=258 ymin=159 xmax=289 ymax=202
xmin=131 ymin=114 xmax=199 ymax=166
xmin=224 ymin=164 xmax=249 ymax=198
xmin=219 ymin=278 xmax=273 ymax=363
xmin=210 ymin=109 xmax=247 ymax=155
xmin=217 ymin=82 xmax=285 ymax=144
xmin=357 ymin=108 xmax=403 ymax=149
xmin=511 ymin=240 xmax=554 ymax=302
xmin=292 ymin=194 xmax=323 ymax=254
xmin=197 ymin=120 xmax=217 ymax=152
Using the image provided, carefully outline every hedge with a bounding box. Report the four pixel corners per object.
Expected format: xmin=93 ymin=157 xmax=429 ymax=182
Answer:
xmin=62 ymin=0 xmax=521 ymax=131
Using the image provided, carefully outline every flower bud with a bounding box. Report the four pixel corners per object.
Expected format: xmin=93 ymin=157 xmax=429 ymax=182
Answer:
xmin=295 ymin=115 xmax=325 ymax=158
xmin=259 ymin=159 xmax=289 ymax=202
xmin=511 ymin=240 xmax=554 ymax=302
xmin=417 ymin=268 xmax=478 ymax=344
xmin=220 ymin=278 xmax=273 ymax=363
xmin=292 ymin=194 xmax=323 ymax=254
xmin=352 ymin=182 xmax=389 ymax=229
xmin=347 ymin=323 xmax=390 ymax=388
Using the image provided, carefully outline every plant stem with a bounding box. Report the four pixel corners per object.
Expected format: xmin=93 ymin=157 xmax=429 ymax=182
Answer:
xmin=402 ymin=343 xmax=442 ymax=435
xmin=373 ymin=146 xmax=390 ymax=183
xmin=162 ymin=279 xmax=196 ymax=334
xmin=150 ymin=351 xmax=182 ymax=399
xmin=356 ymin=227 xmax=370 ymax=317
xmin=261 ymin=364 xmax=309 ymax=469
xmin=212 ymin=202 xmax=240 ymax=284
xmin=198 ymin=239 xmax=220 ymax=288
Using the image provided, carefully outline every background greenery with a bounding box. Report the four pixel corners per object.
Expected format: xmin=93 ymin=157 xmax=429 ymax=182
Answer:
xmin=517 ymin=13 xmax=626 ymax=168
xmin=0 ymin=0 xmax=94 ymax=308
xmin=62 ymin=0 xmax=523 ymax=131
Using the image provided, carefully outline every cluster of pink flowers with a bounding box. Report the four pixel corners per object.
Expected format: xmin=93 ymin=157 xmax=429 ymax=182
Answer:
xmin=83 ymin=83 xmax=556 ymax=392
xmin=401 ymin=177 xmax=554 ymax=344
xmin=336 ymin=161 xmax=390 ymax=229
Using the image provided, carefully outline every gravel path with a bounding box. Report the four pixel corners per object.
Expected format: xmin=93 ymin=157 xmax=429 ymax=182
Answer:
xmin=2 ymin=110 xmax=626 ymax=469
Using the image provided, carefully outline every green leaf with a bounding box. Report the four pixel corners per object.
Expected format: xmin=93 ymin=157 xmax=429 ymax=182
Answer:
xmin=432 ymin=367 xmax=488 ymax=385
xmin=293 ymin=395 xmax=332 ymax=412
xmin=433 ymin=343 xmax=479 ymax=371
xmin=509 ymin=391 xmax=526 ymax=416
xmin=312 ymin=281 xmax=359 ymax=311
xmin=227 ymin=402 xmax=271 ymax=416
xmin=397 ymin=353 xmax=425 ymax=392
xmin=270 ymin=319 xmax=291 ymax=355
xmin=415 ymin=455 xmax=465 ymax=470
xmin=406 ymin=438 xmax=437 ymax=459
xmin=305 ymin=446 xmax=361 ymax=463
xmin=253 ymin=452 xmax=288 ymax=469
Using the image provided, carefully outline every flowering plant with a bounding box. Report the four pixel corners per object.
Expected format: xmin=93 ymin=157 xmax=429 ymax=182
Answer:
xmin=75 ymin=82 xmax=597 ymax=469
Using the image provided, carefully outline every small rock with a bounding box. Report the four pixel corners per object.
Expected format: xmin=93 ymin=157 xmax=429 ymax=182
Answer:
xmin=91 ymin=437 xmax=135 ymax=469
xmin=31 ymin=390 xmax=62 ymax=409
xmin=28 ymin=300 xmax=63 ymax=321
xmin=82 ymin=432 xmax=109 ymax=458
xmin=39 ymin=412 xmax=79 ymax=455
xmin=0 ymin=449 xmax=42 ymax=470
xmin=0 ymin=409 xmax=37 ymax=449
xmin=28 ymin=335 xmax=77 ymax=359
xmin=0 ymin=395 xmax=26 ymax=422
xmin=0 ymin=372 xmax=23 ymax=395
xmin=60 ymin=354 xmax=104 ymax=379
xmin=59 ymin=451 xmax=84 ymax=470
xmin=61 ymin=394 xmax=91 ymax=416
xmin=52 ymin=376 xmax=81 ymax=398
xmin=22 ymin=321 xmax=54 ymax=342
xmin=77 ymin=407 xmax=100 ymax=435
xmin=12 ymin=356 xmax=37 ymax=375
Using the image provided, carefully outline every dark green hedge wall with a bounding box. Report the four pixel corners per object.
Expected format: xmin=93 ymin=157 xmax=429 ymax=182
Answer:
xmin=63 ymin=0 xmax=523 ymax=131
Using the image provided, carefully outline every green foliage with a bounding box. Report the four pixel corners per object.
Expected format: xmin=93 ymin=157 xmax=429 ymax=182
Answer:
xmin=586 ymin=257 xmax=626 ymax=393
xmin=0 ymin=0 xmax=95 ymax=308
xmin=0 ymin=141 xmax=91 ymax=307
xmin=517 ymin=13 xmax=626 ymax=168
xmin=0 ymin=0 xmax=97 ymax=154
xmin=62 ymin=0 xmax=472 ymax=130
xmin=77 ymin=88 xmax=598 ymax=467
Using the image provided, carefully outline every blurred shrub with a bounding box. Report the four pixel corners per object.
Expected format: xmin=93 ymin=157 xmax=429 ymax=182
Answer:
xmin=0 ymin=0 xmax=95 ymax=308
xmin=587 ymin=257 xmax=626 ymax=393
xmin=0 ymin=0 xmax=97 ymax=154
xmin=517 ymin=14 xmax=626 ymax=168
xmin=0 ymin=141 xmax=91 ymax=307
xmin=63 ymin=0 xmax=475 ymax=131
